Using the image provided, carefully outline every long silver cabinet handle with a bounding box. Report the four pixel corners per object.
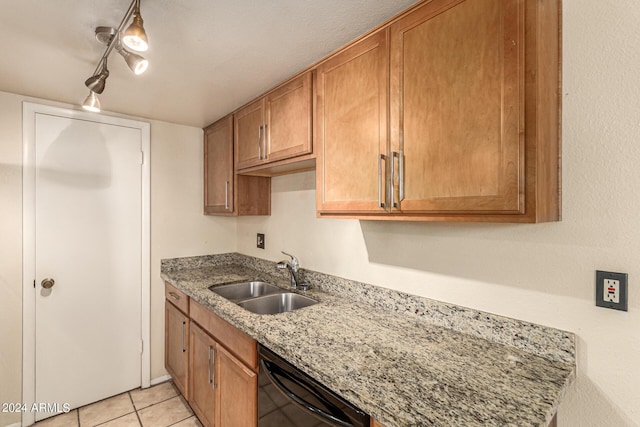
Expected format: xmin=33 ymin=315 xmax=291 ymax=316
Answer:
xmin=224 ymin=180 xmax=229 ymax=210
xmin=398 ymin=150 xmax=405 ymax=202
xmin=263 ymin=124 xmax=268 ymax=160
xmin=378 ymin=154 xmax=386 ymax=209
xmin=168 ymin=291 xmax=180 ymax=301
xmin=210 ymin=347 xmax=217 ymax=389
xmin=391 ymin=152 xmax=398 ymax=208
xmin=207 ymin=345 xmax=212 ymax=384
xmin=257 ymin=125 xmax=262 ymax=160
xmin=181 ymin=321 xmax=186 ymax=353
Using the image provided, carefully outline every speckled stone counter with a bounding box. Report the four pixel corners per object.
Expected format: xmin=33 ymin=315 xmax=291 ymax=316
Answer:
xmin=161 ymin=253 xmax=575 ymax=427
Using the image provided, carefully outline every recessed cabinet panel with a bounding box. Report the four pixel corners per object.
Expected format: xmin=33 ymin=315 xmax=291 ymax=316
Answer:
xmin=204 ymin=116 xmax=234 ymax=215
xmin=235 ymin=99 xmax=265 ymax=170
xmin=165 ymin=301 xmax=189 ymax=399
xmin=189 ymin=322 xmax=218 ymax=427
xmin=316 ymin=30 xmax=389 ymax=213
xmin=390 ymin=0 xmax=523 ymax=213
xmin=218 ymin=346 xmax=257 ymax=427
xmin=265 ymin=72 xmax=313 ymax=163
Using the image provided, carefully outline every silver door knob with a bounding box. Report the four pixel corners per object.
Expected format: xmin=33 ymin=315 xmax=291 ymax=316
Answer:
xmin=41 ymin=278 xmax=55 ymax=289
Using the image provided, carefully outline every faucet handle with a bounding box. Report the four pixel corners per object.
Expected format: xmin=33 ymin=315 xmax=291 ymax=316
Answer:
xmin=281 ymin=251 xmax=299 ymax=271
xmin=297 ymin=282 xmax=311 ymax=291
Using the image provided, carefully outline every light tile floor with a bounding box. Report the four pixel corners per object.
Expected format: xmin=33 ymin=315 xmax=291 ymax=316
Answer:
xmin=34 ymin=382 xmax=202 ymax=427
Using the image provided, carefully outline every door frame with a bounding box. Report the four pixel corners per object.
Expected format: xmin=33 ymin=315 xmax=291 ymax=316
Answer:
xmin=21 ymin=102 xmax=151 ymax=426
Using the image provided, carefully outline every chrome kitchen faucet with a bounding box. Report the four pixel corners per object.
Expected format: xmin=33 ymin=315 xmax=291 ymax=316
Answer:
xmin=277 ymin=251 xmax=310 ymax=290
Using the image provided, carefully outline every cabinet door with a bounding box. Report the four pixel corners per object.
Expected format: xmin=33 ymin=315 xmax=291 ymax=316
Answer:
xmin=390 ymin=0 xmax=523 ymax=214
xmin=265 ymin=72 xmax=313 ymax=163
xmin=235 ymin=99 xmax=265 ymax=170
xmin=316 ymin=29 xmax=389 ymax=213
xmin=165 ymin=301 xmax=189 ymax=399
xmin=204 ymin=115 xmax=234 ymax=215
xmin=189 ymin=323 xmax=218 ymax=427
xmin=217 ymin=345 xmax=257 ymax=427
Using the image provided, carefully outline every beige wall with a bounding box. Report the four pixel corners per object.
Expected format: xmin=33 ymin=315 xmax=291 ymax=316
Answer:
xmin=0 ymin=91 xmax=236 ymax=426
xmin=236 ymin=1 xmax=640 ymax=425
xmin=148 ymin=120 xmax=237 ymax=380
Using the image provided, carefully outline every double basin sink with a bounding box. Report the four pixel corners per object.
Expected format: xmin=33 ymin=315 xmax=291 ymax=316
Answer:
xmin=208 ymin=281 xmax=317 ymax=315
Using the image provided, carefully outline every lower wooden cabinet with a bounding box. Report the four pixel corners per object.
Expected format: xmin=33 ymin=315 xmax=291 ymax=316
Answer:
xmin=165 ymin=300 xmax=189 ymax=399
xmin=189 ymin=322 xmax=218 ymax=427
xmin=165 ymin=287 xmax=258 ymax=427
xmin=218 ymin=345 xmax=257 ymax=427
xmin=189 ymin=322 xmax=257 ymax=427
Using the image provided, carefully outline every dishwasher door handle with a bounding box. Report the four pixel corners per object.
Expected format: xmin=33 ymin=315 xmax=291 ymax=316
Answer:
xmin=261 ymin=359 xmax=354 ymax=427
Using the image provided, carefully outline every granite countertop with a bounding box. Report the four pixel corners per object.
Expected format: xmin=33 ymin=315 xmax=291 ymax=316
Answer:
xmin=161 ymin=254 xmax=575 ymax=427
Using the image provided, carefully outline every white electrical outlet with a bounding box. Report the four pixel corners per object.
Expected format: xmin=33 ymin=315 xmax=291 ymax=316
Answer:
xmin=603 ymin=279 xmax=620 ymax=303
xmin=596 ymin=270 xmax=628 ymax=311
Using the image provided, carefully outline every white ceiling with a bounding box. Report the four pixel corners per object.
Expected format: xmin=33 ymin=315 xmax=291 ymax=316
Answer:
xmin=0 ymin=0 xmax=417 ymax=128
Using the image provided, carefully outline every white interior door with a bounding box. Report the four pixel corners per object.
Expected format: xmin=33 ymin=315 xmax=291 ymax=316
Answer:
xmin=33 ymin=112 xmax=143 ymax=421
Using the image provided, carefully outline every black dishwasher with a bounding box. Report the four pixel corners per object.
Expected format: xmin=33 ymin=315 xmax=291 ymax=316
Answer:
xmin=258 ymin=344 xmax=370 ymax=427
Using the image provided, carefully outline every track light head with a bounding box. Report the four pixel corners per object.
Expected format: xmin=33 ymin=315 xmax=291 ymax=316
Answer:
xmin=84 ymin=64 xmax=109 ymax=94
xmin=82 ymin=91 xmax=101 ymax=113
xmin=117 ymin=46 xmax=149 ymax=75
xmin=122 ymin=7 xmax=148 ymax=52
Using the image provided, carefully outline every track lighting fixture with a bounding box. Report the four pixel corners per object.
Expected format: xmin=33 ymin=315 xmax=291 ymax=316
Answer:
xmin=81 ymin=0 xmax=149 ymax=113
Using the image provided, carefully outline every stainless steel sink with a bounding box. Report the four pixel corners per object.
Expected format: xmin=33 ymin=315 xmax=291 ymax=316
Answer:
xmin=237 ymin=292 xmax=318 ymax=315
xmin=208 ymin=281 xmax=283 ymax=302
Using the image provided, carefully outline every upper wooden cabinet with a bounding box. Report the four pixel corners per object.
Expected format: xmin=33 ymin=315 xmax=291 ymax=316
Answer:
xmin=204 ymin=115 xmax=234 ymax=215
xmin=390 ymin=0 xmax=522 ymax=214
xmin=235 ymin=72 xmax=313 ymax=173
xmin=316 ymin=30 xmax=389 ymax=214
xmin=235 ymin=100 xmax=264 ymax=170
xmin=315 ymin=30 xmax=389 ymax=213
xmin=204 ymin=115 xmax=271 ymax=216
xmin=316 ymin=0 xmax=561 ymax=222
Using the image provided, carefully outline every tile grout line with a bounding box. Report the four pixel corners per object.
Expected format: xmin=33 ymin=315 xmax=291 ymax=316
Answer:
xmin=166 ymin=414 xmax=195 ymax=427
xmin=164 ymin=393 xmax=198 ymax=427
xmin=93 ymin=410 xmax=137 ymax=427
xmin=129 ymin=391 xmax=144 ymax=427
xmin=137 ymin=393 xmax=181 ymax=412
